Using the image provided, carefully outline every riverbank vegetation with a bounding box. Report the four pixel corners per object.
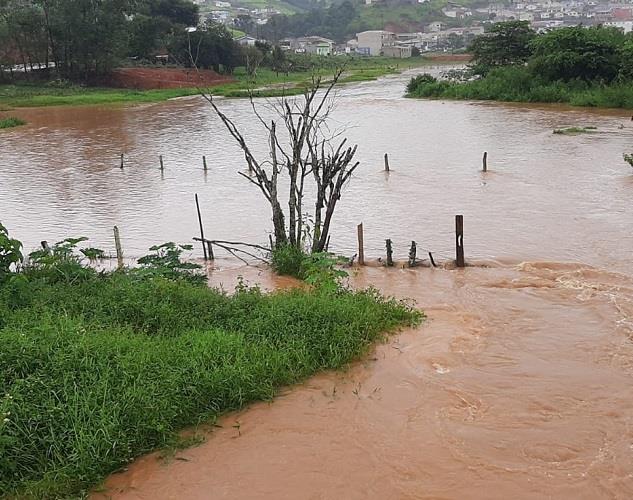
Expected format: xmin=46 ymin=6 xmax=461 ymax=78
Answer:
xmin=0 ymin=224 xmax=421 ymax=498
xmin=407 ymin=22 xmax=633 ymax=109
xmin=0 ymin=56 xmax=430 ymax=108
xmin=0 ymin=117 xmax=25 ymax=129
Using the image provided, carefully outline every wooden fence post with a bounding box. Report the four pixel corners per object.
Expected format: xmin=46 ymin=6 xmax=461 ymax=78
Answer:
xmin=408 ymin=241 xmax=417 ymax=267
xmin=386 ymin=238 xmax=393 ymax=267
xmin=482 ymin=152 xmax=488 ymax=172
xmin=120 ymin=153 xmax=124 ymax=169
xmin=203 ymin=156 xmax=208 ymax=171
xmin=113 ymin=226 xmax=124 ymax=270
xmin=357 ymin=223 xmax=364 ymax=265
xmin=384 ymin=153 xmax=390 ymax=172
xmin=195 ymin=194 xmax=208 ymax=260
xmin=455 ymin=215 xmax=465 ymax=268
xmin=159 ymin=155 xmax=164 ymax=171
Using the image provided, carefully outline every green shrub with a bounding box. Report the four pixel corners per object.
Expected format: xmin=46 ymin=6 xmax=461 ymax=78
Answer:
xmin=406 ymin=73 xmax=437 ymax=94
xmin=270 ymin=244 xmax=305 ymax=278
xmin=0 ymin=117 xmax=26 ymax=129
xmin=0 ymin=223 xmax=22 ymax=282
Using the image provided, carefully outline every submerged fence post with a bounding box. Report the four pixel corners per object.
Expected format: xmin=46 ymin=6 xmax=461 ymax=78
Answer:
xmin=159 ymin=155 xmax=164 ymax=171
xmin=384 ymin=153 xmax=390 ymax=172
xmin=386 ymin=238 xmax=394 ymax=267
xmin=408 ymin=240 xmax=417 ymax=267
xmin=203 ymin=155 xmax=208 ymax=171
xmin=120 ymin=153 xmax=124 ymax=169
xmin=357 ymin=223 xmax=365 ymax=266
xmin=455 ymin=215 xmax=465 ymax=268
xmin=195 ymin=193 xmax=208 ymax=261
xmin=113 ymin=226 xmax=124 ymax=270
xmin=482 ymin=152 xmax=488 ymax=172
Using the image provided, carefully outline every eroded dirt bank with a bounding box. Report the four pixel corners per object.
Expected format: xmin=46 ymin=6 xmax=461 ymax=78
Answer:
xmin=95 ymin=262 xmax=633 ymax=499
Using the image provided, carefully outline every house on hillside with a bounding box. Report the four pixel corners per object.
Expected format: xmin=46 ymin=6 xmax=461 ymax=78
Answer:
xmin=383 ymin=44 xmax=412 ymax=58
xmin=280 ymin=36 xmax=334 ymax=55
xmin=235 ymin=35 xmax=258 ymax=46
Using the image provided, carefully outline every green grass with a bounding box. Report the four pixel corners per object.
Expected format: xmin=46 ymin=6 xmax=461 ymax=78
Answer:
xmin=0 ymin=263 xmax=421 ymax=497
xmin=553 ymin=126 xmax=597 ymax=135
xmin=0 ymin=57 xmax=434 ymax=109
xmin=0 ymin=117 xmax=26 ymax=129
xmin=406 ymin=65 xmax=633 ymax=110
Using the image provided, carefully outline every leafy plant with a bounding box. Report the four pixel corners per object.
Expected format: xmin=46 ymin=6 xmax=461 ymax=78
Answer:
xmin=0 ymin=222 xmax=22 ymax=281
xmin=624 ymin=153 xmax=633 ymax=168
xmin=136 ymin=242 xmax=205 ymax=285
xmin=26 ymin=237 xmax=97 ymax=283
xmin=271 ymin=245 xmax=347 ymax=292
xmin=406 ymin=73 xmax=437 ymax=94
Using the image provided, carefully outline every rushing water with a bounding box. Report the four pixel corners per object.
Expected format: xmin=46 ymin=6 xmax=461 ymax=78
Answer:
xmin=2 ymin=70 xmax=633 ymax=499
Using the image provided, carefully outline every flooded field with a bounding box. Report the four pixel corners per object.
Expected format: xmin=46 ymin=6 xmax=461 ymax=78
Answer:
xmin=2 ymin=69 xmax=633 ymax=498
xmin=1 ymin=70 xmax=632 ymax=272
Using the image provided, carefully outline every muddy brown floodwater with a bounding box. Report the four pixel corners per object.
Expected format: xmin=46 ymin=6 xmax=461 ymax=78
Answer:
xmin=2 ymin=69 xmax=633 ymax=498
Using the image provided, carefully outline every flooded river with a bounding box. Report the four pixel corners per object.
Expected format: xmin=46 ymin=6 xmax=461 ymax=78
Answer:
xmin=2 ymin=70 xmax=633 ymax=498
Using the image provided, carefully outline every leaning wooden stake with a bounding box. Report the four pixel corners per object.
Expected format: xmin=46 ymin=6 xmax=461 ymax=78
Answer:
xmin=384 ymin=153 xmax=390 ymax=172
xmin=195 ymin=194 xmax=208 ymax=260
xmin=113 ymin=226 xmax=124 ymax=270
xmin=455 ymin=215 xmax=465 ymax=268
xmin=482 ymin=152 xmax=488 ymax=172
xmin=408 ymin=240 xmax=417 ymax=267
xmin=428 ymin=252 xmax=437 ymax=268
xmin=203 ymin=156 xmax=208 ymax=171
xmin=357 ymin=223 xmax=365 ymax=265
xmin=386 ymin=238 xmax=394 ymax=267
xmin=159 ymin=155 xmax=164 ymax=171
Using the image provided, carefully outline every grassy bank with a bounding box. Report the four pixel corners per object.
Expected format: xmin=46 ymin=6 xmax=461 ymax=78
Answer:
xmin=406 ymin=66 xmax=633 ymax=109
xmin=0 ymin=57 xmax=432 ymax=108
xmin=0 ymin=236 xmax=421 ymax=498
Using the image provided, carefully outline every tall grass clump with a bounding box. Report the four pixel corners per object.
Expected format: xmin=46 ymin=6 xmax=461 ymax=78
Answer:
xmin=0 ymin=228 xmax=422 ymax=498
xmin=0 ymin=117 xmax=26 ymax=129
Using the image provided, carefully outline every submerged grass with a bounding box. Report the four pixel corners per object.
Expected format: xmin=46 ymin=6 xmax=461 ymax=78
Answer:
xmin=0 ymin=268 xmax=421 ymax=497
xmin=552 ymin=126 xmax=597 ymax=135
xmin=0 ymin=57 xmax=433 ymax=109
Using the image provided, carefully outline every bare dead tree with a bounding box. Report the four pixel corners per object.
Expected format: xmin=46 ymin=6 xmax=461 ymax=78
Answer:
xmin=201 ymin=68 xmax=359 ymax=254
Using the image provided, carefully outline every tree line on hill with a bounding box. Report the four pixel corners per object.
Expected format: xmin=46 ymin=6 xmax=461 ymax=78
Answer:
xmin=0 ymin=0 xmax=241 ymax=79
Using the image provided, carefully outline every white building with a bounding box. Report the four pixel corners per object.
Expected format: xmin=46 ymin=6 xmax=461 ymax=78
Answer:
xmin=356 ymin=30 xmax=396 ymax=56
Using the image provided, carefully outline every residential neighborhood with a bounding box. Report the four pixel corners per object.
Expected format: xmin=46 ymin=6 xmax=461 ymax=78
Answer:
xmin=205 ymin=0 xmax=633 ymax=58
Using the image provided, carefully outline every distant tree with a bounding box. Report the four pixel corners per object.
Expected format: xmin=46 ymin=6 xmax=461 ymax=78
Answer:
xmin=469 ymin=20 xmax=535 ymax=75
xmin=234 ymin=14 xmax=254 ymax=35
xmin=150 ymin=0 xmax=199 ymax=27
xmin=411 ymin=46 xmax=421 ymax=57
xmin=619 ymin=38 xmax=633 ymax=81
xmin=241 ymin=46 xmax=263 ymax=77
xmin=529 ymin=26 xmax=625 ymax=82
xmin=170 ymin=23 xmax=240 ymax=73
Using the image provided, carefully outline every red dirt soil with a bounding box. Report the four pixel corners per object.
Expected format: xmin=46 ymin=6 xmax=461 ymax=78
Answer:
xmin=107 ymin=67 xmax=234 ymax=90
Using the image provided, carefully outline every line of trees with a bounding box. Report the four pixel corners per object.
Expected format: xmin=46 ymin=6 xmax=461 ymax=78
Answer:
xmin=469 ymin=21 xmax=633 ymax=83
xmin=0 ymin=0 xmax=241 ymax=80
